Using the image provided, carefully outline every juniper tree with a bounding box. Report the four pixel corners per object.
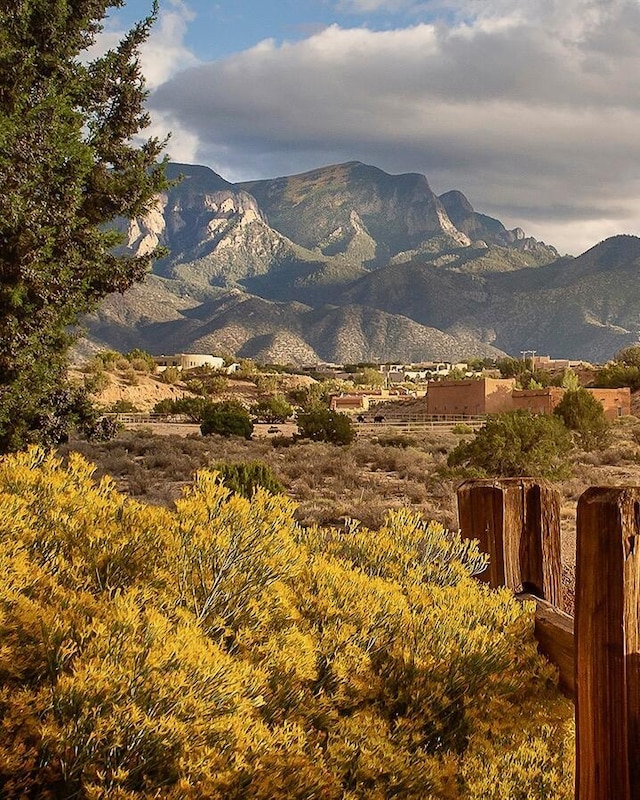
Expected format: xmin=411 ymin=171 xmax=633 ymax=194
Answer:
xmin=0 ymin=0 xmax=167 ymax=452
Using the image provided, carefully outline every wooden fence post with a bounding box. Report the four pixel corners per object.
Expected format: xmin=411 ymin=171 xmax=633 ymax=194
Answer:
xmin=575 ymin=487 xmax=640 ymax=800
xmin=457 ymin=478 xmax=562 ymax=605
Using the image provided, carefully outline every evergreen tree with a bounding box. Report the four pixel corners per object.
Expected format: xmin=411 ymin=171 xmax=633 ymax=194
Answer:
xmin=448 ymin=410 xmax=572 ymax=478
xmin=200 ymin=400 xmax=254 ymax=439
xmin=0 ymin=1 xmax=167 ymax=452
xmin=297 ymin=406 xmax=356 ymax=445
xmin=554 ymin=388 xmax=610 ymax=450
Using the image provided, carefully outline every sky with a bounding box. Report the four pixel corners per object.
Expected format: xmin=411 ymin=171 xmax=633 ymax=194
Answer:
xmin=98 ymin=0 xmax=640 ymax=255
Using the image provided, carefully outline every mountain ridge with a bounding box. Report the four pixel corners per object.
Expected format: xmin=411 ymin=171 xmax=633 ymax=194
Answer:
xmin=81 ymin=161 xmax=640 ymax=364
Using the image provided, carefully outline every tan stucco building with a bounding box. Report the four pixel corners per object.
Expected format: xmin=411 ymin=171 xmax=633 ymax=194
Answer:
xmin=426 ymin=378 xmax=516 ymax=416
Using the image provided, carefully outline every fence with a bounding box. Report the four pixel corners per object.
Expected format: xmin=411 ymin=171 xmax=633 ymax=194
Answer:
xmin=355 ymin=415 xmax=486 ymax=435
xmin=457 ymin=479 xmax=640 ymax=800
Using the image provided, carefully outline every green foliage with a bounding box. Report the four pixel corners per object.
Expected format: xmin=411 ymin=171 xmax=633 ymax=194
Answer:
xmin=83 ymin=368 xmax=111 ymax=394
xmin=250 ymin=395 xmax=293 ymax=423
xmin=448 ymin=410 xmax=573 ymax=478
xmin=554 ymin=388 xmax=610 ymax=450
xmin=452 ymin=422 xmax=474 ymax=435
xmin=153 ymin=397 xmax=208 ymax=423
xmin=125 ymin=348 xmax=156 ymax=372
xmin=287 ymin=379 xmax=353 ymax=409
xmin=0 ymin=2 xmax=167 ymax=453
xmin=106 ymin=399 xmax=140 ymax=414
xmin=593 ymin=362 xmax=640 ymax=391
xmin=560 ymin=368 xmax=580 ymax=391
xmin=353 ymin=367 xmax=386 ymax=387
xmin=160 ymin=366 xmax=181 ymax=385
xmin=0 ymin=448 xmax=574 ymax=798
xmin=297 ymin=407 xmax=356 ymax=445
xmin=253 ymin=374 xmax=278 ymax=393
xmin=214 ymin=461 xmax=285 ymax=498
xmin=614 ymin=344 xmax=640 ymax=367
xmin=496 ymin=357 xmax=528 ymax=378
xmin=495 ymin=359 xmax=551 ymax=389
xmin=200 ymin=400 xmax=253 ymax=439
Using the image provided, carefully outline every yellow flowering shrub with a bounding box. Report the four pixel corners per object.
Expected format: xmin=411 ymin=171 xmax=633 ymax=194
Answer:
xmin=0 ymin=448 xmax=574 ymax=799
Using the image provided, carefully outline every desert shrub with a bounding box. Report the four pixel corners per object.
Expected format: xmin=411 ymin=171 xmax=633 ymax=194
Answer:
xmin=271 ymin=434 xmax=296 ymax=448
xmin=250 ymin=395 xmax=293 ymax=424
xmin=554 ymin=388 xmax=610 ymax=450
xmin=376 ymin=433 xmax=416 ymax=448
xmin=614 ymin=344 xmax=640 ymax=367
xmin=448 ymin=410 xmax=573 ymax=478
xmin=200 ymin=399 xmax=253 ymax=439
xmin=106 ymin=399 xmax=140 ymax=414
xmin=85 ymin=416 xmax=120 ymax=442
xmin=214 ymin=461 xmax=285 ymax=498
xmin=160 ymin=366 xmax=181 ymax=385
xmin=125 ymin=348 xmax=156 ymax=372
xmin=297 ymin=407 xmax=355 ymax=445
xmin=452 ymin=422 xmax=474 ymax=434
xmin=0 ymin=448 xmax=573 ymax=799
xmin=153 ymin=397 xmax=208 ymax=422
xmin=592 ymin=362 xmax=640 ymax=391
xmin=83 ymin=368 xmax=110 ymax=394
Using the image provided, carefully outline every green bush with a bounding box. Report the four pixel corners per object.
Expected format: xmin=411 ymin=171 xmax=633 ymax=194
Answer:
xmin=592 ymin=362 xmax=640 ymax=391
xmin=214 ymin=461 xmax=285 ymax=498
xmin=153 ymin=397 xmax=208 ymax=422
xmin=448 ymin=410 xmax=572 ymax=478
xmin=160 ymin=366 xmax=181 ymax=385
xmin=297 ymin=407 xmax=355 ymax=445
xmin=553 ymin=388 xmax=610 ymax=450
xmin=200 ymin=400 xmax=253 ymax=439
xmin=83 ymin=369 xmax=110 ymax=394
xmin=105 ymin=400 xmax=140 ymax=414
xmin=250 ymin=395 xmax=293 ymax=423
xmin=125 ymin=348 xmax=156 ymax=372
xmin=452 ymin=422 xmax=474 ymax=435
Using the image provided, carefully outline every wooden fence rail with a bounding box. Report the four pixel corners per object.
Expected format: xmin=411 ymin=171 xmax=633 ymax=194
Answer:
xmin=457 ymin=479 xmax=640 ymax=800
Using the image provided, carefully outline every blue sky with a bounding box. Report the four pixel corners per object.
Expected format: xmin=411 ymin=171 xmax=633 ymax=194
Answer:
xmin=97 ymin=0 xmax=640 ymax=255
xmin=111 ymin=1 xmax=455 ymax=61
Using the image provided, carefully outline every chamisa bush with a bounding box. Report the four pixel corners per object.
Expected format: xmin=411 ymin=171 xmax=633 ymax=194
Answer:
xmin=0 ymin=448 xmax=573 ymax=799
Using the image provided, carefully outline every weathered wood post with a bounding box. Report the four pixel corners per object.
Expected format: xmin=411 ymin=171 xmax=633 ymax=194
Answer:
xmin=457 ymin=478 xmax=562 ymax=605
xmin=575 ymin=487 xmax=640 ymax=800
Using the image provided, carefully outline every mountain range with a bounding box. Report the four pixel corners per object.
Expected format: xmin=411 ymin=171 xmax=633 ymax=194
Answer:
xmin=82 ymin=161 xmax=640 ymax=364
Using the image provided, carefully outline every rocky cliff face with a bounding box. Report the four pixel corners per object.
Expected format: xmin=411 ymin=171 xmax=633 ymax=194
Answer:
xmin=240 ymin=161 xmax=473 ymax=266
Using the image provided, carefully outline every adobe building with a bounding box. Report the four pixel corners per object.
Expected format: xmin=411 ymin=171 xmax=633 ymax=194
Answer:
xmin=330 ymin=394 xmax=370 ymax=413
xmin=426 ymin=378 xmax=516 ymax=416
xmin=512 ymin=388 xmax=566 ymax=415
xmin=587 ymin=388 xmax=631 ymax=420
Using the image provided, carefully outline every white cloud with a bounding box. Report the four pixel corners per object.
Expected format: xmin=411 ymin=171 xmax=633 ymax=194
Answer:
xmin=140 ymin=0 xmax=199 ymax=90
xmin=146 ymin=0 xmax=640 ymax=253
xmin=84 ymin=0 xmax=199 ymax=90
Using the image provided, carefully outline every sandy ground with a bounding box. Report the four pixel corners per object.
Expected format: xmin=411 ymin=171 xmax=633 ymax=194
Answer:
xmin=123 ymin=421 xmax=299 ymax=438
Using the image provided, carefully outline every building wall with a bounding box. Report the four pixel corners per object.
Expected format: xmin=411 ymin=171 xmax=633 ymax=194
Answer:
xmin=330 ymin=395 xmax=369 ymax=412
xmin=512 ymin=388 xmax=565 ymax=415
xmin=426 ymin=378 xmax=516 ymax=415
xmin=586 ymin=388 xmax=631 ymax=420
xmin=154 ymin=354 xmax=225 ymax=372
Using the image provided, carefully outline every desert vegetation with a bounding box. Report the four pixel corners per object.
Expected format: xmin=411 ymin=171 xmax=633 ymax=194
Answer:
xmin=0 ymin=448 xmax=574 ymax=799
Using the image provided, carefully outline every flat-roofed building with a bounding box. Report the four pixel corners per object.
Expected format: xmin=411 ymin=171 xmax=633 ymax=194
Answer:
xmin=426 ymin=378 xmax=516 ymax=416
xmin=154 ymin=354 xmax=225 ymax=372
